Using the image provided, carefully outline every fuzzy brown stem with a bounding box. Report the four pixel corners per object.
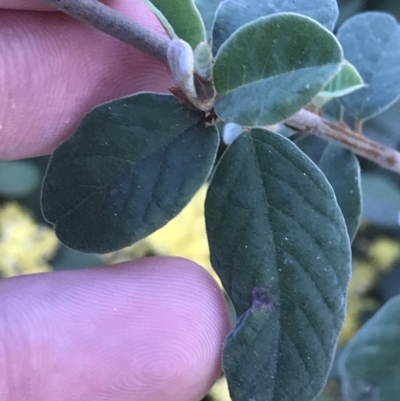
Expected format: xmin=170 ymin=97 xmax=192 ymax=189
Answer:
xmin=285 ymin=109 xmax=400 ymax=174
xmin=40 ymin=0 xmax=170 ymax=63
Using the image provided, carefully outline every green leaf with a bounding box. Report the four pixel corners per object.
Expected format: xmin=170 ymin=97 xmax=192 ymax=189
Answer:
xmin=337 ymin=12 xmax=400 ymax=121
xmin=0 ymin=160 xmax=41 ymax=198
xmin=212 ymin=0 xmax=339 ymax=54
xmin=361 ymin=173 xmax=400 ymax=228
xmin=312 ymin=60 xmax=364 ymax=108
xmin=144 ymin=0 xmax=206 ymax=48
xmin=339 ymin=295 xmax=400 ymax=401
xmin=224 ymin=302 xmax=280 ymax=401
xmin=213 ymin=14 xmax=343 ymax=126
xmin=41 ymin=93 xmax=219 ymax=254
xmin=142 ymin=0 xmax=177 ymax=40
xmin=205 ymin=129 xmax=351 ymax=401
xmin=294 ymin=136 xmax=361 ymax=241
xmin=194 ymin=0 xmax=223 ymax=38
xmin=322 ymin=98 xmax=344 ymax=122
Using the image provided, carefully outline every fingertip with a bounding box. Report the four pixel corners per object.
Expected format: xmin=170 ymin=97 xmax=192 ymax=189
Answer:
xmin=0 ymin=257 xmax=231 ymax=401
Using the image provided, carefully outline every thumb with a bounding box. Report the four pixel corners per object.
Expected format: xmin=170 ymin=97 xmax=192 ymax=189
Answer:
xmin=0 ymin=257 xmax=231 ymax=401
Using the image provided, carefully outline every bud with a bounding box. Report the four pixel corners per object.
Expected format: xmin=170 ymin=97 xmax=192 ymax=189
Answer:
xmin=194 ymin=41 xmax=213 ymax=80
xmin=167 ymin=39 xmax=197 ymax=100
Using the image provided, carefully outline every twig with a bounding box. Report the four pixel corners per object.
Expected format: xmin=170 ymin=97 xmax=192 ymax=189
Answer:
xmin=40 ymin=0 xmax=170 ymax=63
xmin=40 ymin=0 xmax=400 ymax=175
xmin=285 ymin=109 xmax=400 ymax=174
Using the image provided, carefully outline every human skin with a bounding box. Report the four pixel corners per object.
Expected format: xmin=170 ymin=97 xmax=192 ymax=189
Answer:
xmin=0 ymin=0 xmax=173 ymax=159
xmin=0 ymin=257 xmax=231 ymax=401
xmin=0 ymin=1 xmax=232 ymax=400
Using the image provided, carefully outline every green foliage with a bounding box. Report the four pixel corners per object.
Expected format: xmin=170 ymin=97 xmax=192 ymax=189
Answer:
xmin=32 ymin=2 xmax=400 ymax=401
xmin=213 ymin=14 xmax=343 ymax=126
xmin=339 ymin=295 xmax=400 ymax=401
xmin=312 ymin=60 xmax=364 ymax=108
xmin=144 ymin=0 xmax=206 ymax=48
xmin=211 ymin=0 xmax=339 ymax=54
xmin=294 ymin=136 xmax=361 ymax=240
xmin=337 ymin=12 xmax=400 ymax=121
xmin=205 ymin=129 xmax=351 ymax=401
xmin=194 ymin=0 xmax=223 ymax=37
xmin=41 ymin=93 xmax=219 ymax=253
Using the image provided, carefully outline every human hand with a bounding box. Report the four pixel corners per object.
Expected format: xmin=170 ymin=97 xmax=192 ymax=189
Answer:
xmin=0 ymin=2 xmax=231 ymax=400
xmin=0 ymin=0 xmax=174 ymax=159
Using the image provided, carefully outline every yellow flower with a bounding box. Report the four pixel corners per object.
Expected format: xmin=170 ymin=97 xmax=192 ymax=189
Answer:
xmin=105 ymin=185 xmax=222 ymax=286
xmin=0 ymin=203 xmax=59 ymax=277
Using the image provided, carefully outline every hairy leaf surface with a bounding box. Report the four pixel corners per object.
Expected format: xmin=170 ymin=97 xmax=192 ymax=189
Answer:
xmin=213 ymin=14 xmax=343 ymax=126
xmin=337 ymin=12 xmax=400 ymax=121
xmin=212 ymin=0 xmax=339 ymax=54
xmin=294 ymin=136 xmax=361 ymax=240
xmin=42 ymin=93 xmax=218 ymax=253
xmin=205 ymin=129 xmax=351 ymax=401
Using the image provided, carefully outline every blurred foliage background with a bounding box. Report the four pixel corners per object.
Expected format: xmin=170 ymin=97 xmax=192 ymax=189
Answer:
xmin=2 ymin=0 xmax=400 ymax=400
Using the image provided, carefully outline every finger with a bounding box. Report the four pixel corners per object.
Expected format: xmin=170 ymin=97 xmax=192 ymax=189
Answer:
xmin=0 ymin=0 xmax=54 ymax=11
xmin=0 ymin=0 xmax=174 ymax=160
xmin=0 ymin=0 xmax=114 ymax=11
xmin=0 ymin=256 xmax=231 ymax=401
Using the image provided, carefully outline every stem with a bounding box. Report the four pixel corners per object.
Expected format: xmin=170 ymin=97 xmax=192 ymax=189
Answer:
xmin=40 ymin=0 xmax=170 ymax=63
xmin=40 ymin=0 xmax=400 ymax=175
xmin=355 ymin=118 xmax=363 ymax=135
xmin=285 ymin=109 xmax=400 ymax=174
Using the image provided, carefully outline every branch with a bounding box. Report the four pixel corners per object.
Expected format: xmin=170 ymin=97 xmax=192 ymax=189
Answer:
xmin=40 ymin=0 xmax=170 ymax=63
xmin=285 ymin=109 xmax=400 ymax=174
xmin=39 ymin=0 xmax=400 ymax=175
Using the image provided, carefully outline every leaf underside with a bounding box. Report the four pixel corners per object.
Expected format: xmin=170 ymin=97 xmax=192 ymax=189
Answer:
xmin=337 ymin=12 xmax=400 ymax=121
xmin=312 ymin=60 xmax=364 ymax=108
xmin=213 ymin=13 xmax=343 ymax=126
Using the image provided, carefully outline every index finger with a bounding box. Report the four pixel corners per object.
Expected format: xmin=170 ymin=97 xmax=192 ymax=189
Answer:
xmin=0 ymin=0 xmax=173 ymax=160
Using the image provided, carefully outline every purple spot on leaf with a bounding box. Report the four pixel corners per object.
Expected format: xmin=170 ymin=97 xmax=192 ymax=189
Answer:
xmin=252 ymin=286 xmax=274 ymax=311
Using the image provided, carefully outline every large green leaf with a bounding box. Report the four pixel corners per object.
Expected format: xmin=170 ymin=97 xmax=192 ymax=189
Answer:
xmin=339 ymin=295 xmax=400 ymax=401
xmin=144 ymin=0 xmax=206 ymax=48
xmin=0 ymin=160 xmax=41 ymax=198
xmin=205 ymin=129 xmax=351 ymax=401
xmin=312 ymin=60 xmax=364 ymax=109
xmin=41 ymin=93 xmax=219 ymax=254
xmin=294 ymin=136 xmax=361 ymax=241
xmin=212 ymin=0 xmax=339 ymax=54
xmin=337 ymin=12 xmax=400 ymax=121
xmin=213 ymin=14 xmax=343 ymax=126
